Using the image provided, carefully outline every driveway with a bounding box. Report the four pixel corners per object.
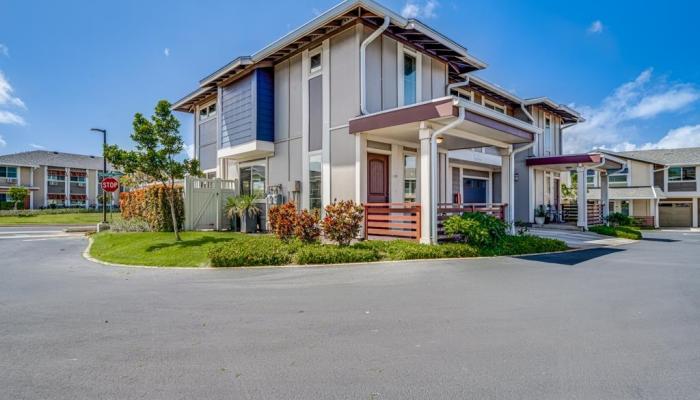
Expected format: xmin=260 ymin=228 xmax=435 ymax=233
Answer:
xmin=2 ymin=229 xmax=700 ymax=399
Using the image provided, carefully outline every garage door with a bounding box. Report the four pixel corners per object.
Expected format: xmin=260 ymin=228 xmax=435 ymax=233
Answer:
xmin=659 ymin=203 xmax=692 ymax=227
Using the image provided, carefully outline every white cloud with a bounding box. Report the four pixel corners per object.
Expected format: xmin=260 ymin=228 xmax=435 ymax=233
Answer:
xmin=0 ymin=44 xmax=8 ymax=57
xmin=601 ymin=124 xmax=700 ymax=152
xmin=0 ymin=134 xmax=6 ymax=148
xmin=401 ymin=0 xmax=439 ymax=19
xmin=164 ymin=48 xmax=170 ymax=57
xmin=587 ymin=20 xmax=604 ymax=34
xmin=0 ymin=71 xmax=26 ymax=109
xmin=29 ymin=143 xmax=46 ymax=150
xmin=564 ymin=68 xmax=700 ymax=153
xmin=0 ymin=110 xmax=25 ymax=125
xmin=185 ymin=143 xmax=194 ymax=158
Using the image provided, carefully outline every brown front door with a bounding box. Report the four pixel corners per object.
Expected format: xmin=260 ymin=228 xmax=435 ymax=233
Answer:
xmin=367 ymin=153 xmax=389 ymax=203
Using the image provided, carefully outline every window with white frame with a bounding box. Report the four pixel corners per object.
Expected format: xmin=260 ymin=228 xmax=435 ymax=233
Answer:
xmin=239 ymin=160 xmax=266 ymax=197
xmin=543 ymin=115 xmax=553 ymax=155
xmin=586 ymin=169 xmax=596 ymax=188
xmin=483 ymin=99 xmax=506 ymax=114
xmin=198 ymin=102 xmax=217 ymax=121
xmin=403 ymin=154 xmax=417 ymax=202
xmin=608 ymin=167 xmax=629 ymax=187
xmin=668 ymin=166 xmax=696 ymax=182
xmin=0 ymin=166 xmax=17 ymax=181
xmin=309 ymin=46 xmax=322 ymax=76
xmin=403 ymin=51 xmax=417 ymax=106
xmin=309 ymin=153 xmax=322 ymax=211
xmin=452 ymin=88 xmax=472 ymax=102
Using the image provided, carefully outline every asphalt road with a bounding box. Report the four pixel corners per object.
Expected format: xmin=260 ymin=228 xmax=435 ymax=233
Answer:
xmin=1 ymin=228 xmax=700 ymax=399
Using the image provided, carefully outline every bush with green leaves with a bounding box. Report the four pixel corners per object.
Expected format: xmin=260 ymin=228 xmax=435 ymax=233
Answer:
xmin=352 ymin=240 xmax=478 ymax=260
xmin=479 ymin=235 xmax=568 ymax=256
xmin=295 ymin=245 xmax=380 ymax=265
xmin=589 ymin=225 xmax=642 ymax=240
xmin=605 ymin=212 xmax=633 ymax=227
xmin=109 ymin=218 xmax=152 ymax=232
xmin=208 ymin=236 xmax=293 ymax=267
xmin=444 ymin=213 xmax=507 ymax=247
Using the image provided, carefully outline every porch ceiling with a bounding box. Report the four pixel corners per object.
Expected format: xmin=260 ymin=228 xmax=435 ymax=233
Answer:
xmin=525 ymin=153 xmax=624 ymax=171
xmin=349 ymin=96 xmax=536 ymax=150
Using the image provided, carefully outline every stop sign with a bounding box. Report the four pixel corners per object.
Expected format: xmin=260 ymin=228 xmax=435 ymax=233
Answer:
xmin=101 ymin=177 xmax=119 ymax=192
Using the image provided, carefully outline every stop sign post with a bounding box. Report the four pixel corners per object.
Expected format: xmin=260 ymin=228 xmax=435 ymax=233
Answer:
xmin=101 ymin=177 xmax=119 ymax=192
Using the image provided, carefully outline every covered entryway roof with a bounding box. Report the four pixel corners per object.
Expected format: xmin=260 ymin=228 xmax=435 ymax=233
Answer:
xmin=525 ymin=153 xmax=625 ymax=171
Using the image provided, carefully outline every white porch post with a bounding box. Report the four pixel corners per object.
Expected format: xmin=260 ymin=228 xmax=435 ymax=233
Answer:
xmin=499 ymin=147 xmax=513 ymax=230
xmin=65 ymin=167 xmax=71 ymax=207
xmin=576 ymin=166 xmax=588 ymax=229
xmin=419 ymin=124 xmax=433 ymax=244
xmin=654 ymin=199 xmax=660 ymax=228
xmin=693 ymin=197 xmax=699 ymax=228
xmin=600 ymin=171 xmax=609 ymax=222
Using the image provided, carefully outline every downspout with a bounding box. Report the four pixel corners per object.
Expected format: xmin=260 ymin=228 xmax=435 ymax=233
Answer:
xmin=430 ymin=104 xmax=466 ymax=243
xmin=508 ymin=133 xmax=538 ymax=233
xmin=360 ymin=16 xmax=390 ymax=115
xmin=446 ymin=74 xmax=470 ymax=94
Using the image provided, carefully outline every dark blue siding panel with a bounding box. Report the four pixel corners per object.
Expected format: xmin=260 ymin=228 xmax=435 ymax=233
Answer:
xmin=256 ymin=68 xmax=275 ymax=143
xmin=221 ymin=73 xmax=255 ymax=147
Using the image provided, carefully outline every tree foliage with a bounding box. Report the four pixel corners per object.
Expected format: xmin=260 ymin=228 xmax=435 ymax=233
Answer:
xmin=105 ymin=100 xmax=201 ymax=240
xmin=7 ymin=186 xmax=29 ymax=210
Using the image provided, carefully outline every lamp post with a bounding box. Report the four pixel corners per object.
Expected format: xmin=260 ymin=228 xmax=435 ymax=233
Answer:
xmin=90 ymin=128 xmax=107 ymax=224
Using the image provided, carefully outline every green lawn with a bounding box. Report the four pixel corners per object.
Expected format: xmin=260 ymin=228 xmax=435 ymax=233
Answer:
xmin=0 ymin=212 xmax=119 ymax=225
xmin=589 ymin=225 xmax=643 ymax=240
xmin=90 ymin=231 xmax=242 ymax=267
xmin=90 ymin=231 xmax=568 ymax=268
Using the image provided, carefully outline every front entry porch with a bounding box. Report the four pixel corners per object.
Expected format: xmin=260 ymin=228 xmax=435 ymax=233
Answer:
xmin=350 ymin=96 xmax=539 ymax=243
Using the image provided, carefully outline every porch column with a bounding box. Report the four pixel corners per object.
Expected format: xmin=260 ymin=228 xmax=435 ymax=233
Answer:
xmin=499 ymin=148 xmax=513 ymax=229
xmin=600 ymin=171 xmax=609 ymax=222
xmin=576 ymin=166 xmax=587 ymax=229
xmin=693 ymin=197 xmax=699 ymax=228
xmin=65 ymin=167 xmax=71 ymax=207
xmin=419 ymin=124 xmax=433 ymax=244
xmin=654 ymin=199 xmax=660 ymax=228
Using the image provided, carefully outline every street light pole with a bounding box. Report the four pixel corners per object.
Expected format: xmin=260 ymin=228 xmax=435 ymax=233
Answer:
xmin=91 ymin=128 xmax=107 ymax=224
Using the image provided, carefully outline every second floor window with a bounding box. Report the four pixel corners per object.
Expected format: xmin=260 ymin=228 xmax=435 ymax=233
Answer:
xmin=0 ymin=166 xmax=17 ymax=180
xmin=483 ymin=100 xmax=506 ymax=114
xmin=608 ymin=167 xmax=629 ymax=187
xmin=668 ymin=166 xmax=696 ymax=182
xmin=199 ymin=102 xmax=216 ymax=121
xmin=544 ymin=116 xmax=553 ymax=155
xmin=403 ymin=52 xmax=417 ymax=106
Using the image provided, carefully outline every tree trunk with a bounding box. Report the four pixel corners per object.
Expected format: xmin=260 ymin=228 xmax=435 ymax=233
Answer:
xmin=167 ymin=187 xmax=181 ymax=241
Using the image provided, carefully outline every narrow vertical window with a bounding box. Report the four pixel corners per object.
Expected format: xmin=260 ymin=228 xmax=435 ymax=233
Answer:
xmin=544 ymin=116 xmax=552 ymax=155
xmin=309 ymin=154 xmax=322 ymax=211
xmin=403 ymin=154 xmax=417 ymax=202
xmin=403 ymin=53 xmax=417 ymax=105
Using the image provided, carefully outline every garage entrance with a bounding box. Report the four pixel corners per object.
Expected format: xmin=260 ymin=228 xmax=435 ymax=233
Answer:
xmin=659 ymin=202 xmax=692 ymax=227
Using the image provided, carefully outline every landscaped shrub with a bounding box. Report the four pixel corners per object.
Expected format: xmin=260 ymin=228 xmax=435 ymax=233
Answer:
xmin=268 ymin=202 xmax=298 ymax=240
xmin=321 ymin=200 xmax=364 ymax=246
xmin=294 ymin=209 xmax=321 ymax=243
xmin=479 ymin=235 xmax=568 ymax=256
xmin=589 ymin=225 xmax=642 ymax=240
xmin=444 ymin=213 xmax=507 ymax=247
xmin=352 ymin=240 xmax=478 ymax=260
xmin=109 ymin=217 xmax=152 ymax=232
xmin=208 ymin=236 xmax=293 ymax=267
xmin=119 ymin=185 xmax=184 ymax=232
xmin=605 ymin=212 xmax=633 ymax=227
xmin=294 ymin=245 xmax=380 ymax=265
xmin=0 ymin=208 xmax=101 ymax=217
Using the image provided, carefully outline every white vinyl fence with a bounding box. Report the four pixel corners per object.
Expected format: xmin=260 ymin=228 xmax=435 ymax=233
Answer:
xmin=183 ymin=177 xmax=237 ymax=231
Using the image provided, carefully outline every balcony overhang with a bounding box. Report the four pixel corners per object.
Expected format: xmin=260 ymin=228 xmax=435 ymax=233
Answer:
xmin=525 ymin=153 xmax=625 ymax=171
xmin=217 ymin=141 xmax=275 ymax=161
xmin=348 ymin=96 xmax=537 ymax=150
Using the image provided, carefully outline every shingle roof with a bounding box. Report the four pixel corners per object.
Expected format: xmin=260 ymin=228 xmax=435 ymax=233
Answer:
xmin=615 ymin=147 xmax=700 ymax=166
xmin=0 ymin=150 xmax=113 ymax=170
xmin=587 ymin=186 xmax=666 ymax=200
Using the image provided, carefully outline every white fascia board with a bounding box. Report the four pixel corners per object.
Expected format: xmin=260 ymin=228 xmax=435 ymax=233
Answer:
xmin=463 ymin=100 xmax=542 ymax=135
xmin=172 ymin=87 xmax=214 ymax=111
xmin=217 ymin=141 xmax=275 ymax=161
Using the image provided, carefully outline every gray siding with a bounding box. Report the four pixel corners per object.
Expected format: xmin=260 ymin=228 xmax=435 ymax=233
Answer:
xmin=221 ymin=72 xmax=255 ymax=148
xmin=198 ymin=119 xmax=217 ymax=171
xmin=330 ymin=127 xmax=356 ymax=201
xmin=513 ymin=149 xmax=531 ymax=221
xmin=492 ymin=172 xmax=502 ymax=203
xmin=381 ymin=36 xmax=398 ymax=110
xmin=308 ymin=75 xmax=323 ymax=151
xmin=330 ymin=27 xmax=359 ymax=127
xmin=668 ymin=181 xmax=697 ymax=192
xmin=451 ymin=167 xmax=460 ymax=197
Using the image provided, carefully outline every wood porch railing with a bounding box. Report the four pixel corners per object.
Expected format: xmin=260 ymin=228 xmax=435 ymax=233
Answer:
xmin=562 ymin=201 xmax=604 ymax=226
xmin=364 ymin=202 xmax=421 ymax=241
xmin=437 ymin=203 xmax=507 ymax=237
xmin=631 ymin=216 xmax=654 ymax=228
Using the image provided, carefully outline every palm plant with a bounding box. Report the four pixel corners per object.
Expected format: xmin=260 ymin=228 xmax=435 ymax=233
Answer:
xmin=225 ymin=194 xmax=261 ymax=233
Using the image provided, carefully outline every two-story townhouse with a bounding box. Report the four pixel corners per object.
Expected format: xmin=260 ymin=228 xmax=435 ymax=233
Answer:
xmin=596 ymin=148 xmax=700 ymax=228
xmin=173 ymin=0 xmax=584 ymax=242
xmin=0 ymin=150 xmax=120 ymax=209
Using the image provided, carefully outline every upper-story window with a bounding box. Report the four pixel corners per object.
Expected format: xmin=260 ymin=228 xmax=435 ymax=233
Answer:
xmin=483 ymin=99 xmax=506 ymax=114
xmin=309 ymin=46 xmax=323 ymax=77
xmin=609 ymin=167 xmax=629 ymax=187
xmin=0 ymin=166 xmax=17 ymax=181
xmin=199 ymin=102 xmax=217 ymax=122
xmin=668 ymin=166 xmax=696 ymax=182
xmin=586 ymin=169 xmax=596 ymax=188
xmin=543 ymin=115 xmax=553 ymax=155
xmin=452 ymin=89 xmax=472 ymax=102
xmin=403 ymin=52 xmax=417 ymax=106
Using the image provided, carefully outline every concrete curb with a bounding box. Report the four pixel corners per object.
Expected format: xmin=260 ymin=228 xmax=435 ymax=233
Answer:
xmin=82 ymin=236 xmax=635 ymax=271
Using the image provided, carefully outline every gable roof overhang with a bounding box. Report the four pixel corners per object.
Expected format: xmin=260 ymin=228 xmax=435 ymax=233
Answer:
xmin=525 ymin=152 xmax=624 ymax=171
xmin=523 ymin=97 xmax=583 ymax=124
xmin=173 ymin=0 xmax=487 ymax=113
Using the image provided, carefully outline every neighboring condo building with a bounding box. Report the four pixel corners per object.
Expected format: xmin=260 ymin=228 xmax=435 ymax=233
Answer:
xmin=172 ymin=0 xmax=583 ymax=242
xmin=0 ymin=150 xmax=120 ymax=209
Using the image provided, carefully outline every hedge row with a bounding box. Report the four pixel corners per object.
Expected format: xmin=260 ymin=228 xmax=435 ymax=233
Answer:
xmin=119 ymin=185 xmax=184 ymax=232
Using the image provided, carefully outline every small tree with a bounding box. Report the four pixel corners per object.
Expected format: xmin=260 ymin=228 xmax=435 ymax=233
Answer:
xmin=7 ymin=187 xmax=29 ymax=210
xmin=105 ymin=100 xmax=201 ymax=241
xmin=321 ymin=200 xmax=364 ymax=246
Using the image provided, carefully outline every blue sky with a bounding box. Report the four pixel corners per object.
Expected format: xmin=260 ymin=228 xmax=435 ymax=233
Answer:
xmin=1 ymin=0 xmax=699 ymax=156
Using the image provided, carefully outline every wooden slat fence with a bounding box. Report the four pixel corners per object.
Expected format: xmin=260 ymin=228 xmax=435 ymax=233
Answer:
xmin=364 ymin=203 xmax=421 ymax=241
